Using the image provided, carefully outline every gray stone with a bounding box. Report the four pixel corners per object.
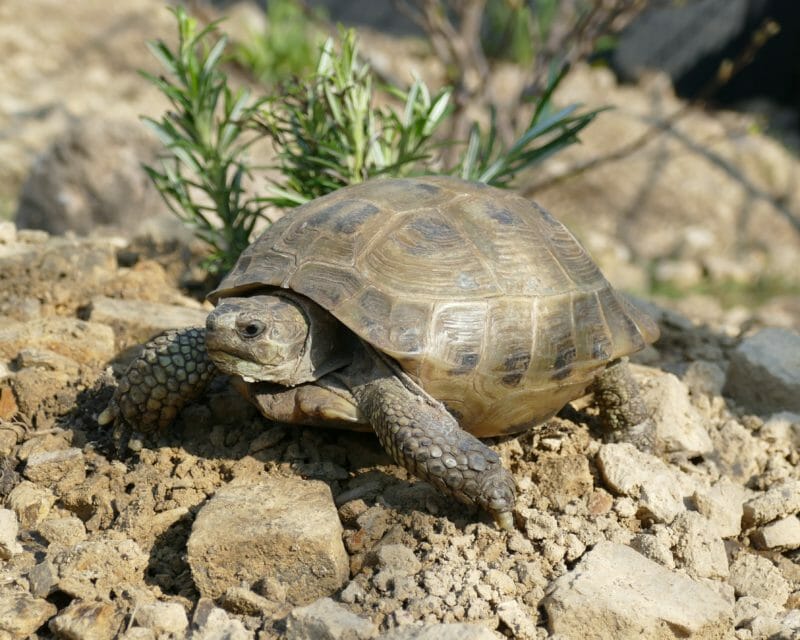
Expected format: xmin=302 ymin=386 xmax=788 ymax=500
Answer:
xmin=728 ymin=553 xmax=790 ymax=606
xmin=23 ymin=447 xmax=86 ymax=492
xmin=643 ymin=373 xmax=713 ymax=455
xmin=0 ymin=591 xmax=57 ymax=638
xmin=286 ymin=598 xmax=377 ymax=640
xmin=28 ymin=559 xmax=58 ymax=597
xmin=14 ymin=117 xmax=183 ymax=239
xmin=187 ymin=479 xmax=349 ymax=604
xmin=751 ymin=515 xmax=800 ymax=551
xmin=88 ymin=296 xmax=207 ymax=346
xmin=49 ymin=600 xmax=124 ymax=640
xmin=543 ymin=542 xmax=732 ymax=639
xmin=191 ymin=598 xmax=252 ymax=640
xmin=597 ymin=443 xmax=699 ymax=523
xmin=733 ymin=596 xmax=783 ymax=629
xmin=382 ymin=624 xmax=501 ymax=640
xmin=725 ymin=328 xmax=800 ymax=413
xmin=132 ymin=601 xmax=188 ymax=635
xmin=742 ymin=480 xmax=800 ymax=527
xmin=0 ymin=508 xmax=22 ymax=558
xmin=680 ymin=360 xmax=727 ymax=397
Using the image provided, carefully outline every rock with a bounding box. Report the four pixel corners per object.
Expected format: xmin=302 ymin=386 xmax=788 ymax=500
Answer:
xmin=653 ymin=259 xmax=703 ymax=288
xmin=190 ymin=598 xmax=252 ymax=640
xmin=733 ymin=596 xmax=783 ymax=629
xmin=760 ymin=412 xmax=800 ymax=451
xmin=23 ymin=447 xmax=86 ymax=493
xmin=219 ymin=587 xmax=276 ymax=616
xmin=51 ymin=538 xmax=148 ymax=600
xmin=751 ymin=516 xmax=800 ymax=551
xmin=670 ymin=511 xmax=728 ymax=579
xmin=28 ymin=560 xmax=59 ymax=598
xmin=187 ymin=479 xmax=349 ymax=604
xmin=382 ymin=624 xmax=501 ymax=640
xmin=285 ymin=598 xmax=377 ymax=640
xmin=0 ymin=591 xmax=57 ymax=638
xmin=496 ymin=600 xmax=537 ymax=639
xmin=728 ymin=553 xmax=791 ymax=606
xmin=642 ymin=372 xmax=713 ymax=456
xmin=724 ymin=328 xmax=800 ymax=413
xmin=36 ymin=515 xmax=87 ymax=547
xmin=375 ymin=544 xmax=422 ymax=577
xmin=87 ymin=296 xmax=207 ymax=347
xmin=0 ymin=317 xmax=115 ymax=367
xmin=708 ymin=419 xmax=768 ymax=484
xmin=680 ymin=360 xmax=727 ymax=397
xmin=49 ymin=600 xmax=124 ymax=640
xmin=14 ymin=117 xmax=183 ymax=239
xmin=692 ymin=479 xmax=747 ymax=539
xmin=6 ymin=480 xmax=55 ymax=528
xmin=532 ymin=454 xmax=593 ymax=510
xmin=0 ymin=508 xmax=23 ymax=558
xmin=596 ymin=443 xmax=698 ymax=523
xmin=543 ymin=542 xmax=732 ymax=639
xmin=742 ymin=480 xmax=800 ymax=527
xmin=132 ymin=601 xmax=189 ymax=635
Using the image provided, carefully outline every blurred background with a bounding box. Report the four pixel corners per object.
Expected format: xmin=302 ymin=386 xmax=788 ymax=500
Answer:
xmin=1 ymin=0 xmax=798 ymax=329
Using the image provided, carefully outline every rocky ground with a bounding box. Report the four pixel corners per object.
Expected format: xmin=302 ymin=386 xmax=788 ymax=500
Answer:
xmin=0 ymin=225 xmax=799 ymax=640
xmin=2 ymin=1 xmax=800 ymax=639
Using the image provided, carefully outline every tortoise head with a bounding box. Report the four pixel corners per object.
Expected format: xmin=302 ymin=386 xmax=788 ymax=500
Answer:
xmin=205 ymin=292 xmax=352 ymax=386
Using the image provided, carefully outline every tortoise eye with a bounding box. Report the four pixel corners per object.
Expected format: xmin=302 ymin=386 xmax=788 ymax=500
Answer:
xmin=237 ymin=319 xmax=266 ymax=339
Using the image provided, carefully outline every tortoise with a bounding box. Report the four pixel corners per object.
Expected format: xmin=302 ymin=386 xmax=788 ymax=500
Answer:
xmin=99 ymin=175 xmax=659 ymax=529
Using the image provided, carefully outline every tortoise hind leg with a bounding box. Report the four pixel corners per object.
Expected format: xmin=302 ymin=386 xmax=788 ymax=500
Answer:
xmin=98 ymin=327 xmax=216 ymax=448
xmin=592 ymin=358 xmax=656 ymax=453
xmin=342 ymin=348 xmax=516 ymax=530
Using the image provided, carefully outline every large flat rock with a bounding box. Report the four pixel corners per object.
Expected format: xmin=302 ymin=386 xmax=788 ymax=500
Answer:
xmin=543 ymin=541 xmax=732 ymax=639
xmin=187 ymin=479 xmax=349 ymax=604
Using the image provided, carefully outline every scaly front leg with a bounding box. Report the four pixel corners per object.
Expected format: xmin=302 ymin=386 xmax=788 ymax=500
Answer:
xmin=98 ymin=328 xmax=216 ymax=444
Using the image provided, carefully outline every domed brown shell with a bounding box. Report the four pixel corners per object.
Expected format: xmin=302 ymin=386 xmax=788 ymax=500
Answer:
xmin=209 ymin=176 xmax=659 ymax=437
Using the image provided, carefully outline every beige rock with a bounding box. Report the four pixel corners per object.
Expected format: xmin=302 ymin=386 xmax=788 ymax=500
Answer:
xmin=751 ymin=515 xmax=800 ymax=551
xmin=596 ymin=443 xmax=700 ymax=523
xmin=693 ymin=479 xmax=748 ymax=539
xmin=23 ymin=447 xmax=86 ymax=492
xmin=382 ymin=624 xmax=501 ymax=640
xmin=36 ymin=515 xmax=87 ymax=547
xmin=0 ymin=591 xmax=57 ymax=638
xmin=0 ymin=508 xmax=23 ymax=558
xmin=742 ymin=480 xmax=800 ymax=527
xmin=0 ymin=317 xmax=114 ymax=366
xmin=543 ymin=542 xmax=732 ymax=639
xmin=88 ymin=296 xmax=207 ymax=347
xmin=187 ymin=479 xmax=349 ymax=604
xmin=728 ymin=553 xmax=790 ymax=607
xmin=671 ymin=511 xmax=729 ymax=579
xmin=48 ymin=600 xmax=124 ymax=640
xmin=642 ymin=372 xmax=713 ymax=456
xmin=286 ymin=598 xmax=377 ymax=640
xmin=190 ymin=598 xmax=253 ymax=640
xmin=51 ymin=538 xmax=148 ymax=600
xmin=7 ymin=480 xmax=55 ymax=527
xmin=132 ymin=601 xmax=188 ymax=635
xmin=496 ymin=600 xmax=537 ymax=640
xmin=533 ymin=454 xmax=593 ymax=510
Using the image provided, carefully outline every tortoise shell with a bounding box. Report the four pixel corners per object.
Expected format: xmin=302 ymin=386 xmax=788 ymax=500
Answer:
xmin=209 ymin=176 xmax=659 ymax=437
